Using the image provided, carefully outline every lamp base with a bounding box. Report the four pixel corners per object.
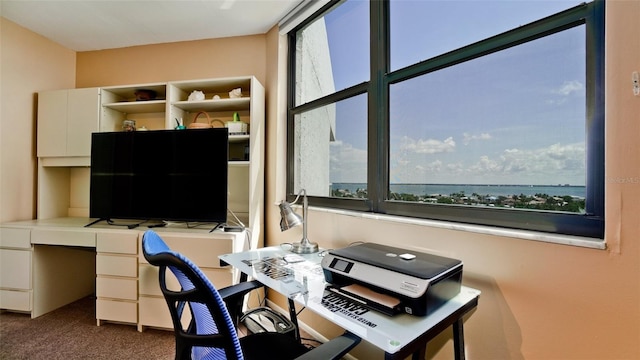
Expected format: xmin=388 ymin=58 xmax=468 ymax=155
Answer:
xmin=290 ymin=241 xmax=319 ymax=254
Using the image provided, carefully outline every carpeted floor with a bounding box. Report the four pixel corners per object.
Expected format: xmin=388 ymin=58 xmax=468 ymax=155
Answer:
xmin=0 ymin=296 xmax=175 ymax=360
xmin=0 ymin=296 xmax=317 ymax=360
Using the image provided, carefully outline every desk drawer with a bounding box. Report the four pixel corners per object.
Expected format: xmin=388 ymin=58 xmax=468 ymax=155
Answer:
xmin=96 ymin=299 xmax=137 ymax=324
xmin=138 ymin=234 xmax=234 ymax=268
xmin=0 ymin=289 xmax=31 ymax=311
xmin=96 ymin=254 xmax=137 ymax=277
xmin=97 ymin=277 xmax=137 ymax=300
xmin=97 ymin=232 xmax=138 ymax=254
xmin=138 ymin=296 xmax=173 ymax=329
xmin=0 ymin=228 xmax=31 ymax=248
xmin=31 ymin=229 xmax=95 ymax=247
xmin=138 ymin=296 xmax=191 ymax=330
xmin=0 ymin=249 xmax=31 ymax=289
xmin=138 ymin=263 xmax=232 ymax=296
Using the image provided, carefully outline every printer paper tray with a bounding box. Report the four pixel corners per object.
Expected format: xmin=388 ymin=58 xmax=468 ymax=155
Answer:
xmin=328 ymin=285 xmax=402 ymax=316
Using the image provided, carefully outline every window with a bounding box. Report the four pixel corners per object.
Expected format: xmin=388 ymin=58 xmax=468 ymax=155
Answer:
xmin=287 ymin=0 xmax=604 ymax=239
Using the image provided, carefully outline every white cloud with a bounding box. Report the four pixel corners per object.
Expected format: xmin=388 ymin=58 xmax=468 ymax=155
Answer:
xmin=467 ymin=142 xmax=585 ymax=182
xmin=400 ymin=136 xmax=456 ymax=154
xmin=463 ymin=132 xmax=492 ymax=145
xmin=329 ymin=140 xmax=367 ymax=182
xmin=424 ymin=160 xmax=443 ymax=171
xmin=330 ymin=135 xmax=585 ymax=185
xmin=546 ymin=80 xmax=584 ymax=105
xmin=553 ymin=80 xmax=584 ymax=96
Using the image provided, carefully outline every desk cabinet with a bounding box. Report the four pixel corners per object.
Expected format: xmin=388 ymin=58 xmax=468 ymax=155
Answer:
xmin=0 ymin=227 xmax=32 ymax=312
xmin=137 ymin=231 xmax=242 ymax=331
xmin=96 ymin=231 xmax=139 ymax=326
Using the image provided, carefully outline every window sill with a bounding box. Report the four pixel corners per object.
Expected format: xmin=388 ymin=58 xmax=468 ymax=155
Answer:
xmin=310 ymin=206 xmax=606 ymax=250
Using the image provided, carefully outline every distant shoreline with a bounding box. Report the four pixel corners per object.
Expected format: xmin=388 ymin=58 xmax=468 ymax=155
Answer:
xmin=330 ymin=183 xmax=586 ymax=212
xmin=331 ymin=183 xmax=586 ymax=198
xmin=333 ymin=182 xmax=585 ymax=187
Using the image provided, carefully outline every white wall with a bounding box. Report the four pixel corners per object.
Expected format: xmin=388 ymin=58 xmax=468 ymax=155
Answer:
xmin=0 ymin=17 xmax=76 ymax=223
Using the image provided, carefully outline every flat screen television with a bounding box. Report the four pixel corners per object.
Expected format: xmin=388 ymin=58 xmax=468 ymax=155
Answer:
xmin=89 ymin=128 xmax=228 ymax=225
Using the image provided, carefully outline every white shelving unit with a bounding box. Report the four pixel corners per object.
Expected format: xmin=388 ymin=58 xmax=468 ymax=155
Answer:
xmin=99 ymin=77 xmax=264 ymax=245
xmin=36 ymin=76 xmax=264 ymax=247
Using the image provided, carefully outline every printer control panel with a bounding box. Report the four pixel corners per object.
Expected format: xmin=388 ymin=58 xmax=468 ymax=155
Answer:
xmin=328 ymin=258 xmax=354 ymax=273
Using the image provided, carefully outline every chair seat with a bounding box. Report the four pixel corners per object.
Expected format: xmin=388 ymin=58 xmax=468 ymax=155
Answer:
xmin=239 ymin=333 xmax=309 ymax=360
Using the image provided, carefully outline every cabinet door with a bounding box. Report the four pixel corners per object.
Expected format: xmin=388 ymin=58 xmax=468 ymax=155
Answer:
xmin=37 ymin=89 xmax=68 ymax=157
xmin=37 ymin=88 xmax=100 ymax=158
xmin=66 ymin=88 xmax=100 ymax=156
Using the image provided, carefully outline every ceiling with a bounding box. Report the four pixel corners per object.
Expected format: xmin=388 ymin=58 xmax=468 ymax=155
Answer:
xmin=0 ymin=0 xmax=302 ymax=51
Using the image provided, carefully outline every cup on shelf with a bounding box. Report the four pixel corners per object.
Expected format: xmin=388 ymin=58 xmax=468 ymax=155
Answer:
xmin=122 ymin=120 xmax=136 ymax=132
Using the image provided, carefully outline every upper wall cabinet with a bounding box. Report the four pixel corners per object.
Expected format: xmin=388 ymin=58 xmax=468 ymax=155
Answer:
xmin=37 ymin=88 xmax=100 ymax=158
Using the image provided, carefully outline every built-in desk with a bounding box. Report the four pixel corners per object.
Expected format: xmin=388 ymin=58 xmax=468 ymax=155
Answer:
xmin=220 ymin=246 xmax=480 ymax=360
xmin=0 ymin=218 xmax=96 ymax=318
xmin=0 ymin=217 xmax=245 ymax=329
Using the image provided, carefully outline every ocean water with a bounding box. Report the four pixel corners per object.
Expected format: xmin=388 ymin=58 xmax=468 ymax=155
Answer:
xmin=332 ymin=183 xmax=586 ymax=198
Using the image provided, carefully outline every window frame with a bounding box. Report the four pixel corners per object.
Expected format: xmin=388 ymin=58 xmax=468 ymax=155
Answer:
xmin=286 ymin=0 xmax=605 ymax=239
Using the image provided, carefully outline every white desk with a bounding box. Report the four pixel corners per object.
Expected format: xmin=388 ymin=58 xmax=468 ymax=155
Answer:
xmin=0 ymin=217 xmax=245 ymax=328
xmin=219 ymin=246 xmax=480 ymax=360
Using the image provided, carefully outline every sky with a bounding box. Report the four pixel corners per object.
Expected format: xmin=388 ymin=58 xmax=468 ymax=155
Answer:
xmin=317 ymin=0 xmax=588 ymax=185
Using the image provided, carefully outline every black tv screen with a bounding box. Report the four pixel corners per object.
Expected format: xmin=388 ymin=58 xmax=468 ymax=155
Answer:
xmin=89 ymin=128 xmax=228 ymax=223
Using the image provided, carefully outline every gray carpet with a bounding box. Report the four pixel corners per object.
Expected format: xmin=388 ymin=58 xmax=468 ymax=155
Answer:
xmin=0 ymin=296 xmax=175 ymax=360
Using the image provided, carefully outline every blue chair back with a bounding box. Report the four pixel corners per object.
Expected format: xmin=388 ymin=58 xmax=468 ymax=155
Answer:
xmin=142 ymin=230 xmax=243 ymax=360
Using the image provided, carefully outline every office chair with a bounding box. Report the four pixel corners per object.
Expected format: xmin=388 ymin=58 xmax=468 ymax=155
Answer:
xmin=142 ymin=230 xmax=360 ymax=360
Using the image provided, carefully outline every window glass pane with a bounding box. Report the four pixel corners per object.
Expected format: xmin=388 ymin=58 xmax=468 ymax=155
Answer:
xmin=294 ymin=0 xmax=369 ymax=106
xmin=390 ymin=0 xmax=585 ymax=71
xmin=294 ymin=94 xmax=368 ymax=198
xmin=389 ymin=27 xmax=586 ymax=212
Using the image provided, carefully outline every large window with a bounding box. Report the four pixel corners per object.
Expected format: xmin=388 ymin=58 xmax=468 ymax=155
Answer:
xmin=287 ymin=0 xmax=605 ymax=239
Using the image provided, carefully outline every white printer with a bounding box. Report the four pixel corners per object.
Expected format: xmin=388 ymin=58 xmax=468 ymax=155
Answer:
xmin=321 ymin=243 xmax=462 ymax=316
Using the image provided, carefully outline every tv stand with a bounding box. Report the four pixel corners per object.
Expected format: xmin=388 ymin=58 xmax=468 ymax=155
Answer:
xmin=86 ymin=218 xmax=170 ymax=229
xmin=210 ymin=222 xmax=224 ymax=232
xmin=84 ymin=218 xmax=106 ymax=227
xmin=147 ymin=221 xmax=167 ymax=229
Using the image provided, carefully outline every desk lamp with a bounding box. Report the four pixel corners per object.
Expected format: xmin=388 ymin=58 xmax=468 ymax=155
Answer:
xmin=279 ymin=189 xmax=319 ymax=254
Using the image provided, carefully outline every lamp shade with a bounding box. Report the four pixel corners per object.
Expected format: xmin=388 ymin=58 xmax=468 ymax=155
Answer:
xmin=279 ymin=202 xmax=303 ymax=231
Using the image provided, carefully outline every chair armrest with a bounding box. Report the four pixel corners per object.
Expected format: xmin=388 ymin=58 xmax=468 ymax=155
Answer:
xmin=218 ymin=279 xmax=264 ymax=300
xmin=295 ymin=331 xmax=361 ymax=360
xmin=219 ymin=279 xmax=264 ymax=326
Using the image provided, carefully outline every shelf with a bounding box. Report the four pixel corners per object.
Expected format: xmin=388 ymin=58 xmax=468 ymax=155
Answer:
xmin=103 ymin=100 xmax=166 ymax=114
xmin=102 ymin=84 xmax=167 ymax=101
xmin=229 ymin=161 xmax=250 ymax=166
xmin=170 ymin=77 xmax=251 ymax=96
xmin=172 ymin=98 xmax=250 ymax=112
xmin=229 ymin=134 xmax=250 ymax=143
